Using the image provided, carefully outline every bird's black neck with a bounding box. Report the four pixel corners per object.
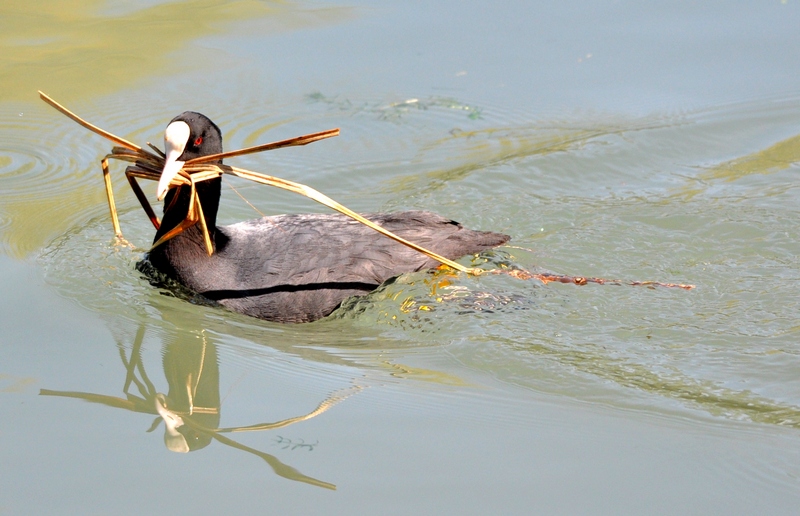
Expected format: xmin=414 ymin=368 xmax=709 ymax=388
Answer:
xmin=153 ymin=176 xmax=222 ymax=250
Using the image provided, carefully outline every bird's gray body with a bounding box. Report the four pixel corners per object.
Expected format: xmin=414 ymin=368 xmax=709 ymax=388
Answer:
xmin=143 ymin=111 xmax=510 ymax=323
xmin=146 ymin=210 xmax=510 ymax=322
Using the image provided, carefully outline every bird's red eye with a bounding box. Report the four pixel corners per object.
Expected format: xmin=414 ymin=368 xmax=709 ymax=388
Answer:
xmin=194 ymin=136 xmax=203 ymax=146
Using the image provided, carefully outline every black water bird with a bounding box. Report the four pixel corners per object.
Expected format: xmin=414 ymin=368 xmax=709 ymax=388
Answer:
xmin=143 ymin=112 xmax=511 ymax=323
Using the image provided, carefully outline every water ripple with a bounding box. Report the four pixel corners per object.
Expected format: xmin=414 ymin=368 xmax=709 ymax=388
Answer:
xmin=26 ymin=88 xmax=800 ymax=438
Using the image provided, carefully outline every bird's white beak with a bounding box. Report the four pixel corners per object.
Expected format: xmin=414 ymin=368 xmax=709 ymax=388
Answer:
xmin=157 ymin=121 xmax=191 ymax=200
xmin=155 ymin=393 xmax=190 ymax=454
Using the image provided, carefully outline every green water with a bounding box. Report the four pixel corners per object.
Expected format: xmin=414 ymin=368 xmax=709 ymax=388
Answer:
xmin=2 ymin=1 xmax=800 ymax=513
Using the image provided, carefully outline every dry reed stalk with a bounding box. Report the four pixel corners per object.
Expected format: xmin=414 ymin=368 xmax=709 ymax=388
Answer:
xmin=38 ymin=91 xmax=474 ymax=273
xmin=38 ymin=91 xmax=694 ymax=289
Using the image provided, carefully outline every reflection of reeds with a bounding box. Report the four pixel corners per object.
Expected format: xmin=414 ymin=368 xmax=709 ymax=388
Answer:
xmin=40 ymin=323 xmax=351 ymax=490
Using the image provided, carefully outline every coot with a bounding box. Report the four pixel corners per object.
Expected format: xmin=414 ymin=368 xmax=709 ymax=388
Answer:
xmin=143 ymin=112 xmax=510 ymax=323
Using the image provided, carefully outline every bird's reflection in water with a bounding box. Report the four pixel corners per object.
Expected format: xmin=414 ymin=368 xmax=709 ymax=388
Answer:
xmin=41 ymin=324 xmax=358 ymax=490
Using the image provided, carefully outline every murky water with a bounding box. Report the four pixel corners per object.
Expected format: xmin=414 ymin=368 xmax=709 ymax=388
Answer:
xmin=2 ymin=1 xmax=800 ymax=513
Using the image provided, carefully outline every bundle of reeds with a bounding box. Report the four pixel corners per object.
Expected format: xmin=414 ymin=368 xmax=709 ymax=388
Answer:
xmin=39 ymin=91 xmax=693 ymax=290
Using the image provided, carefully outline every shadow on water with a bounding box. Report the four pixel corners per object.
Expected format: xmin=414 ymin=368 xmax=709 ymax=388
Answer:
xmin=39 ymin=320 xmax=360 ymax=490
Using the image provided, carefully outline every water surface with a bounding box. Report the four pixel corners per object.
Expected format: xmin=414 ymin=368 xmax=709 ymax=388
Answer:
xmin=2 ymin=1 xmax=800 ymax=513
